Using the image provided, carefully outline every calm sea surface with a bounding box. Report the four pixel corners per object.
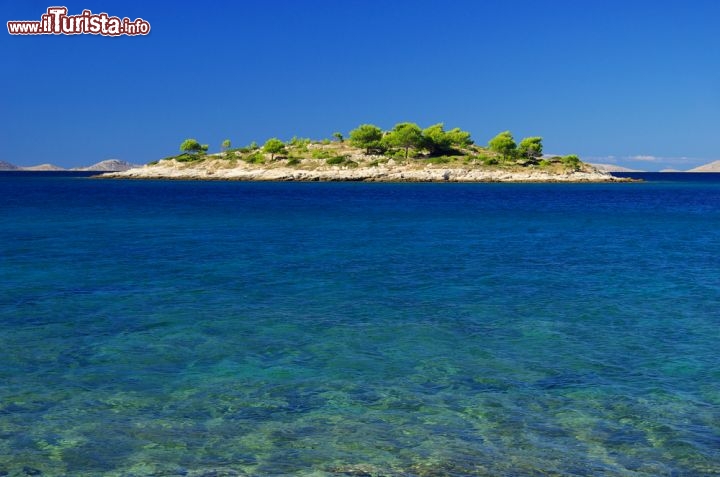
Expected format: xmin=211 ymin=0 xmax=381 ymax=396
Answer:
xmin=1 ymin=172 xmax=719 ymax=476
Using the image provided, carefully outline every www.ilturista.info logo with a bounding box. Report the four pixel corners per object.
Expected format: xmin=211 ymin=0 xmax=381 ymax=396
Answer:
xmin=7 ymin=7 xmax=150 ymax=36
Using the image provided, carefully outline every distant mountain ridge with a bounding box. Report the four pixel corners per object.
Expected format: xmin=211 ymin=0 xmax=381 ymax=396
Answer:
xmin=0 ymin=159 xmax=139 ymax=171
xmin=22 ymin=163 xmax=66 ymax=171
xmin=591 ymin=160 xmax=720 ymax=173
xmin=71 ymin=160 xmax=138 ymax=171
xmin=688 ymin=160 xmax=720 ymax=172
xmin=589 ymin=163 xmax=644 ymax=173
xmin=0 ymin=161 xmax=20 ymax=170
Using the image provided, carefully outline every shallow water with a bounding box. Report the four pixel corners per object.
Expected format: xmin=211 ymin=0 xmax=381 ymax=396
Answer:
xmin=1 ymin=174 xmax=719 ymax=476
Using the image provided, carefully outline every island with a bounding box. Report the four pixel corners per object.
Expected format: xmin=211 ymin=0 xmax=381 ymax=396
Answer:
xmin=100 ymin=124 xmax=632 ymax=182
xmin=1 ymin=159 xmax=138 ymax=172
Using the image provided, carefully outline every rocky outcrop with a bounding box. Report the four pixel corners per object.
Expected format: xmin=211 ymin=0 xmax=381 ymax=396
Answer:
xmin=100 ymin=158 xmax=631 ymax=183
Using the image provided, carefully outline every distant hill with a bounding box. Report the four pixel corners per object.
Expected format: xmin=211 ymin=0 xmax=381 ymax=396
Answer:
xmin=688 ymin=160 xmax=720 ymax=172
xmin=21 ymin=163 xmax=65 ymax=171
xmin=0 ymin=161 xmax=20 ymax=170
xmin=589 ymin=163 xmax=644 ymax=173
xmin=660 ymin=169 xmax=683 ymax=173
xmin=0 ymin=159 xmax=138 ymax=172
xmin=72 ymin=159 xmax=138 ymax=171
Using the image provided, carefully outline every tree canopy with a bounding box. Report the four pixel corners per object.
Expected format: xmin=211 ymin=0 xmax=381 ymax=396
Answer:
xmin=385 ymin=122 xmax=423 ymax=158
xmin=488 ymin=131 xmax=517 ymax=161
xmin=422 ymin=123 xmax=473 ymax=156
xmin=561 ymin=154 xmax=581 ymax=169
xmin=180 ymin=138 xmax=208 ymax=155
xmin=173 ymin=125 xmax=576 ymax=171
xmin=518 ymin=137 xmax=543 ymax=162
xmin=349 ymin=124 xmax=384 ymax=154
xmin=263 ymin=138 xmax=287 ymax=160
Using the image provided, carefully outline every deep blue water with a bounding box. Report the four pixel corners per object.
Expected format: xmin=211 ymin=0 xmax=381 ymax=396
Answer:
xmin=611 ymin=171 xmax=720 ymax=183
xmin=1 ymin=173 xmax=719 ymax=476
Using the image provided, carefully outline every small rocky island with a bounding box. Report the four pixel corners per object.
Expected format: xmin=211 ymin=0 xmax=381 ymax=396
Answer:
xmin=101 ymin=124 xmax=630 ymax=183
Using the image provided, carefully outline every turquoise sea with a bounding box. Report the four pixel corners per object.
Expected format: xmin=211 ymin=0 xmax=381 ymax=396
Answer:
xmin=1 ymin=172 xmax=719 ymax=476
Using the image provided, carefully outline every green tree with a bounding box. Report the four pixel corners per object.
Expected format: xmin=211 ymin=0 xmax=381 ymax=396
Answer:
xmin=561 ymin=154 xmax=581 ymax=170
xmin=386 ymin=122 xmax=423 ymax=158
xmin=289 ymin=136 xmax=310 ymax=147
xmin=445 ymin=127 xmax=472 ymax=148
xmin=488 ymin=131 xmax=517 ymax=161
xmin=349 ymin=124 xmax=384 ymax=154
xmin=422 ymin=123 xmax=473 ymax=156
xmin=333 ymin=132 xmax=344 ymax=143
xmin=263 ymin=138 xmax=287 ymax=160
xmin=422 ymin=123 xmax=451 ymax=156
xmin=221 ymin=139 xmax=232 ymax=151
xmin=518 ymin=137 xmax=543 ymax=162
xmin=179 ymin=138 xmax=208 ymax=155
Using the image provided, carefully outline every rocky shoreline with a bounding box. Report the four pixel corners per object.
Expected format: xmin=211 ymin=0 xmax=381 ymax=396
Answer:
xmin=99 ymin=158 xmax=633 ymax=183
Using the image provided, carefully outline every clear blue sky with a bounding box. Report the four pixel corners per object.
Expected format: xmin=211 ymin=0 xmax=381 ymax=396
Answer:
xmin=2 ymin=0 xmax=719 ymax=170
